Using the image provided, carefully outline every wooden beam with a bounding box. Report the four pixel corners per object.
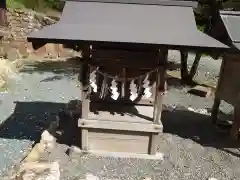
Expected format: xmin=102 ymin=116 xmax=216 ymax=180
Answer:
xmin=78 ymin=118 xmax=162 ymax=133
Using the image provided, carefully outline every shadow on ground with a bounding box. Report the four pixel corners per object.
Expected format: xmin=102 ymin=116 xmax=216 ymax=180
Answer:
xmin=0 ymin=58 xmax=238 ymax=158
xmin=0 ymin=100 xmax=239 ymax=158
xmin=162 ymin=107 xmax=240 ymax=157
xmin=0 ymin=101 xmax=66 ymax=143
xmin=21 ymin=58 xmax=82 ymax=74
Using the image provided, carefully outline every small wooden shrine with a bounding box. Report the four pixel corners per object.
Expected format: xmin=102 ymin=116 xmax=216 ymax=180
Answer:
xmin=212 ymin=10 xmax=240 ymax=140
xmin=27 ymin=0 xmax=228 ymax=156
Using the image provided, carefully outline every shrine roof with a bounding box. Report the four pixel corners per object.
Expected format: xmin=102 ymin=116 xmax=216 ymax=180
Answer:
xmin=220 ymin=11 xmax=240 ymax=51
xmin=27 ymin=0 xmax=228 ymax=51
xmin=63 ymin=0 xmax=198 ymax=8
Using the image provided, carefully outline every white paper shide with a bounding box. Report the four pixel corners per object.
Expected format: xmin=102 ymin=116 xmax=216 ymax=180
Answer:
xmin=129 ymin=80 xmax=138 ymax=101
xmin=143 ymin=74 xmax=152 ymax=98
xmin=89 ymin=69 xmax=98 ymax=93
xmin=110 ymin=79 xmax=119 ymax=100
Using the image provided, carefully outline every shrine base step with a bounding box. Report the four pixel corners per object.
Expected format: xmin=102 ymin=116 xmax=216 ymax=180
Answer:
xmin=80 ymin=128 xmax=159 ymax=155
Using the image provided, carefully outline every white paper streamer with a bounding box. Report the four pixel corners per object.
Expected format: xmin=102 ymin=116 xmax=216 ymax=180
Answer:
xmin=143 ymin=74 xmax=152 ymax=98
xmin=129 ymin=80 xmax=138 ymax=101
xmin=89 ymin=70 xmax=97 ymax=92
xmin=110 ymin=79 xmax=119 ymax=100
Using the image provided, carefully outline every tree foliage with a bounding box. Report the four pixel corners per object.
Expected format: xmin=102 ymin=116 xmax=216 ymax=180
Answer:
xmin=7 ymin=0 xmax=65 ymax=12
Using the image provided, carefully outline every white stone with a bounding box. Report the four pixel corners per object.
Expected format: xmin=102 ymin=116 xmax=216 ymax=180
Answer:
xmin=143 ymin=75 xmax=152 ymax=98
xmin=90 ymin=70 xmax=97 ymax=92
xmin=40 ymin=130 xmax=56 ymax=150
xmin=21 ymin=162 xmax=60 ymax=180
xmin=86 ymin=173 xmax=99 ymax=180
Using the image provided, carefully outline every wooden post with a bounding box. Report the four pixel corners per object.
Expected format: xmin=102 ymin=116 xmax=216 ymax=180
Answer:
xmin=211 ymin=98 xmax=220 ymax=124
xmin=180 ymin=50 xmax=189 ymax=82
xmin=80 ymin=45 xmax=91 ymax=151
xmin=211 ymin=55 xmax=226 ymax=125
xmin=0 ymin=0 xmax=7 ymax=27
xmin=230 ymin=104 xmax=240 ymax=140
xmin=189 ymin=52 xmax=202 ymax=80
xmin=149 ymin=49 xmax=167 ymax=155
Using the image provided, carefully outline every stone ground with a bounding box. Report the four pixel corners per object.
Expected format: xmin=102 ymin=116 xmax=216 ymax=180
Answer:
xmin=0 ymin=50 xmax=240 ymax=179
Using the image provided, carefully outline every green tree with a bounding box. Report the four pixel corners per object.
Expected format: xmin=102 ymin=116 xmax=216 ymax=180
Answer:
xmin=19 ymin=0 xmax=64 ymax=12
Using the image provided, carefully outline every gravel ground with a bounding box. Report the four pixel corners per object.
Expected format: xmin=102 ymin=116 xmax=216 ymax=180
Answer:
xmin=0 ymin=51 xmax=239 ymax=179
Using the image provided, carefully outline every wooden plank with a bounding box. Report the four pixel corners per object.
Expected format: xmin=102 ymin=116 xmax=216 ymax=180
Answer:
xmin=88 ymin=104 xmax=154 ymax=123
xmin=92 ymin=49 xmax=158 ymax=59
xmin=81 ymin=128 xmax=88 ymax=151
xmin=78 ymin=118 xmax=162 ymax=133
xmin=73 ymin=150 xmax=164 ymax=160
xmin=88 ymin=129 xmax=151 ymax=154
xmin=90 ymin=95 xmax=154 ymax=106
xmin=91 ymin=48 xmax=160 ymax=78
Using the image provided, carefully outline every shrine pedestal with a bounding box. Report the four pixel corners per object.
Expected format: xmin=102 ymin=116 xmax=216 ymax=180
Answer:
xmin=79 ymin=103 xmax=162 ymax=154
xmin=78 ymin=45 xmax=167 ymax=156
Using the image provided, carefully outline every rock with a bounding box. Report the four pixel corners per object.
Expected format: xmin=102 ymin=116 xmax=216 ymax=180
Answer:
xmin=19 ymin=162 xmax=60 ymax=180
xmin=1 ymin=8 xmax=78 ymax=60
xmin=34 ymin=45 xmax=47 ymax=57
xmin=45 ymin=44 xmax=59 ymax=59
xmin=86 ymin=173 xmax=99 ymax=180
xmin=23 ymin=143 xmax=45 ymax=163
xmin=0 ymin=79 xmax=6 ymax=89
xmin=7 ymin=48 xmax=21 ymax=61
xmin=41 ymin=130 xmax=56 ymax=150
xmin=143 ymin=177 xmax=151 ymax=180
xmin=23 ymin=130 xmax=56 ymax=163
xmin=0 ymin=46 xmax=7 ymax=58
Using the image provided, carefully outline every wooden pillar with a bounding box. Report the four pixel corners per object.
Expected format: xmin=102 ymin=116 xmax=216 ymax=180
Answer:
xmin=189 ymin=52 xmax=202 ymax=80
xmin=80 ymin=45 xmax=91 ymax=151
xmin=211 ymin=97 xmax=220 ymax=124
xmin=149 ymin=49 xmax=167 ymax=155
xmin=180 ymin=50 xmax=189 ymax=82
xmin=230 ymin=104 xmax=240 ymax=140
xmin=0 ymin=0 xmax=7 ymax=27
xmin=211 ymin=55 xmax=226 ymax=125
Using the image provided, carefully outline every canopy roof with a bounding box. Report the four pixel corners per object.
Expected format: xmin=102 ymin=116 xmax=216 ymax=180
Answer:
xmin=220 ymin=11 xmax=240 ymax=51
xmin=27 ymin=0 xmax=228 ymax=51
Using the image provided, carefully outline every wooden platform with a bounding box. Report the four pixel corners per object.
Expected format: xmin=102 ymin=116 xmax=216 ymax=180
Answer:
xmin=78 ymin=104 xmax=162 ymax=154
